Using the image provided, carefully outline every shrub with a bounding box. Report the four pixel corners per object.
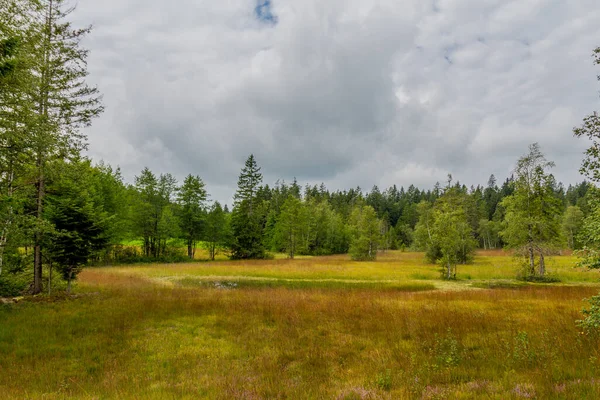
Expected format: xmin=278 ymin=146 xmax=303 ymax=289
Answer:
xmin=578 ymin=294 xmax=600 ymax=335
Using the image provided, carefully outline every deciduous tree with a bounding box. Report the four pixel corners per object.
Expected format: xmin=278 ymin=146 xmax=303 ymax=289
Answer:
xmin=500 ymin=144 xmax=563 ymax=278
xmin=272 ymin=195 xmax=306 ymax=258
xmin=349 ymin=205 xmax=381 ymax=261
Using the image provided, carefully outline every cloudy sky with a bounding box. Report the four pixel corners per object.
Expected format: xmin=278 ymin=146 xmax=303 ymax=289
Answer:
xmin=71 ymin=0 xmax=600 ymax=204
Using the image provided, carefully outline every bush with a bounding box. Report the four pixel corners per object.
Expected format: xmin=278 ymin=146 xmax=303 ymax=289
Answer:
xmin=515 ymin=260 xmax=561 ymax=283
xmin=0 ymin=273 xmax=29 ymax=297
xmin=516 ymin=270 xmax=561 ymax=283
xmin=374 ymin=369 xmax=392 ymax=391
xmin=104 ymin=245 xmax=190 ymax=265
xmin=578 ymin=294 xmax=600 ymax=334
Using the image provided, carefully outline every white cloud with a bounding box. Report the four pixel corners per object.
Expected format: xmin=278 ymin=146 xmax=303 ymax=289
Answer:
xmin=70 ymin=0 xmax=600 ymax=203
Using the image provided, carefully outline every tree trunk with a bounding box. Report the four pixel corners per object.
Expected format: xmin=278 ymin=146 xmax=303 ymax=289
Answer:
xmin=528 ymin=243 xmax=535 ymax=276
xmin=0 ymin=169 xmax=15 ymax=277
xmin=48 ymin=261 xmax=53 ymax=295
xmin=539 ymin=251 xmax=545 ymax=276
xmin=187 ymin=239 xmax=193 ymax=259
xmin=569 ymin=228 xmax=574 ymax=250
xmin=67 ymin=268 xmax=72 ymax=294
xmin=33 ymin=173 xmax=44 ymax=294
xmin=33 ymin=0 xmax=55 ymax=295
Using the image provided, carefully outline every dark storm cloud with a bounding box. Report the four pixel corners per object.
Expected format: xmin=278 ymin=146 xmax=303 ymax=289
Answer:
xmin=71 ymin=0 xmax=600 ymax=203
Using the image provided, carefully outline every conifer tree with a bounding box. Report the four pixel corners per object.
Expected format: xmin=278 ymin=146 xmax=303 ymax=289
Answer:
xmin=26 ymin=0 xmax=103 ymax=293
xmin=177 ymin=175 xmax=207 ymax=259
xmin=231 ymin=155 xmax=266 ymax=259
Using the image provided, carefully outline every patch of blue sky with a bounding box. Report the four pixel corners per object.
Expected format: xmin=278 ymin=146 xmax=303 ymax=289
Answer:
xmin=255 ymin=0 xmax=278 ymax=24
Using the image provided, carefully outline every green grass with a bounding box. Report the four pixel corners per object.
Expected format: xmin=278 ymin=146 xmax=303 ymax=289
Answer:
xmin=94 ymin=250 xmax=600 ymax=286
xmin=1 ymin=250 xmax=600 ymax=398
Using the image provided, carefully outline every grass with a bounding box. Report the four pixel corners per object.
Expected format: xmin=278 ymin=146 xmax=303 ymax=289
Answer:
xmin=94 ymin=250 xmax=600 ymax=286
xmin=1 ymin=251 xmax=600 ymax=398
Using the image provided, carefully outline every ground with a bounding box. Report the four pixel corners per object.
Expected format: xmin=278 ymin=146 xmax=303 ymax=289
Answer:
xmin=1 ymin=251 xmax=600 ymax=399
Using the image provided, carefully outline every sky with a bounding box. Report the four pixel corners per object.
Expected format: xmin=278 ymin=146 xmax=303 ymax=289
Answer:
xmin=70 ymin=0 xmax=600 ymax=204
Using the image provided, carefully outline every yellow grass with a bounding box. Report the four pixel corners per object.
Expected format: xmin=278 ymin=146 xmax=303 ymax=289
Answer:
xmin=1 ymin=251 xmax=600 ymax=399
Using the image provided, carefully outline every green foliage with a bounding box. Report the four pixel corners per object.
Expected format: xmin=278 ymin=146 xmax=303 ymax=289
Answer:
xmin=577 ymin=188 xmax=600 ymax=270
xmin=204 ymin=202 xmax=230 ymax=260
xmin=176 ymin=175 xmax=207 ymax=259
xmin=348 ymin=205 xmax=381 ymax=261
xmin=133 ymin=168 xmax=180 ymax=259
xmin=0 ymin=269 xmax=29 ymax=297
xmin=231 ymin=155 xmax=267 ymax=259
xmin=578 ymin=294 xmax=600 ymax=335
xmin=0 ymin=0 xmax=106 ymax=293
xmin=573 ymin=48 xmax=600 ymax=183
xmin=391 ymin=222 xmax=413 ymax=250
xmin=375 ymin=369 xmax=392 ymax=391
xmin=478 ymin=218 xmax=500 ymax=249
xmin=45 ymin=161 xmax=111 ymax=291
xmin=272 ymin=196 xmax=307 ymax=258
xmin=501 ymin=143 xmax=563 ymax=278
xmin=574 ymin=50 xmax=600 ymax=274
xmin=414 ymin=186 xmax=477 ymax=279
xmin=563 ymin=206 xmax=584 ymax=250
xmin=0 ymin=36 xmax=18 ymax=80
xmin=431 ymin=329 xmax=462 ymax=368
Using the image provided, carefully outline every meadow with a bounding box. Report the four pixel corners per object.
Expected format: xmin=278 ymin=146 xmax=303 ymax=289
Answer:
xmin=2 ymin=251 xmax=600 ymax=399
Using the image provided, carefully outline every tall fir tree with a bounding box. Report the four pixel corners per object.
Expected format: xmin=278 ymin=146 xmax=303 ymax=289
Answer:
xmin=231 ymin=155 xmax=267 ymax=259
xmin=177 ymin=175 xmax=207 ymax=259
xmin=26 ymin=0 xmax=103 ymax=293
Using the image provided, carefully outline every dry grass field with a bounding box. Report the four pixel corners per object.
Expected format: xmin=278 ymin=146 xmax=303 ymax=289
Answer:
xmin=1 ymin=251 xmax=600 ymax=399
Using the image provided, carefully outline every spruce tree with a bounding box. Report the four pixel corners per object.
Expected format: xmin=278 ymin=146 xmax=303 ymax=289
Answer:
xmin=0 ymin=0 xmax=35 ymax=277
xmin=231 ymin=155 xmax=266 ymax=259
xmin=45 ymin=160 xmax=109 ymax=293
xmin=177 ymin=175 xmax=207 ymax=259
xmin=26 ymin=0 xmax=103 ymax=293
xmin=134 ymin=168 xmax=159 ymax=257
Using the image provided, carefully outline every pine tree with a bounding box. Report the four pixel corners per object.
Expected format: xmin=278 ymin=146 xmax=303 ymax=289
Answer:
xmin=134 ymin=168 xmax=159 ymax=257
xmin=0 ymin=0 xmax=36 ymax=277
xmin=231 ymin=155 xmax=266 ymax=259
xmin=45 ymin=160 xmax=110 ymax=293
xmin=177 ymin=175 xmax=207 ymax=259
xmin=26 ymin=0 xmax=103 ymax=293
